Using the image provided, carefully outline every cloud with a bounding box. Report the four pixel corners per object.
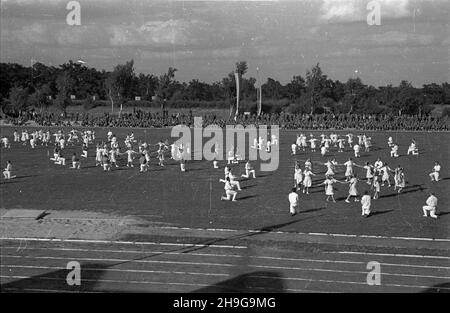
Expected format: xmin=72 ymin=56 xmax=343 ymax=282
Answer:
xmin=109 ymin=19 xmax=209 ymax=48
xmin=3 ymin=22 xmax=50 ymax=45
xmin=370 ymin=31 xmax=433 ymax=45
xmin=325 ymin=47 xmax=362 ymax=58
xmin=140 ymin=47 xmax=241 ymax=61
xmin=57 ymin=25 xmax=110 ymax=47
xmin=320 ymin=0 xmax=411 ymax=22
xmin=338 ymin=30 xmax=435 ymax=47
xmin=442 ymin=36 xmax=450 ymax=47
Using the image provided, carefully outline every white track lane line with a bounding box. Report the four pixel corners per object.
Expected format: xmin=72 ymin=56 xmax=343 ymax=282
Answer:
xmin=2 ymin=256 xmax=449 ymax=279
xmin=157 ymin=227 xmax=450 ymax=242
xmin=1 ymin=272 xmax=447 ymax=291
xmin=1 ymin=264 xmax=228 ymax=277
xmin=244 ymin=274 xmax=450 ymax=291
xmin=0 ymin=276 xmax=332 ymax=293
xmin=325 ymin=251 xmax=450 ymax=260
xmin=3 ymin=233 xmax=450 ymax=244
xmin=0 ymin=237 xmax=246 ymax=249
xmin=2 ymin=246 xmax=448 ymax=270
xmin=0 ymin=287 xmax=101 ymax=293
xmin=2 ymin=263 xmax=449 ymax=280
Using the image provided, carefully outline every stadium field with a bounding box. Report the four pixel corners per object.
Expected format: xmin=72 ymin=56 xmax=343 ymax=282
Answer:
xmin=1 ymin=126 xmax=449 ymax=239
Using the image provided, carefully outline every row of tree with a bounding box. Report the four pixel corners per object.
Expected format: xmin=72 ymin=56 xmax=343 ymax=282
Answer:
xmin=1 ymin=60 xmax=449 ymax=116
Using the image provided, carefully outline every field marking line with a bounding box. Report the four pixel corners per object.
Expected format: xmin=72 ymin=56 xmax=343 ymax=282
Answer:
xmin=2 ymin=263 xmax=449 ymax=280
xmin=245 ymin=274 xmax=450 ymax=290
xmin=1 ymin=273 xmax=447 ymax=291
xmin=325 ymin=251 xmax=450 ymax=260
xmin=1 ymin=264 xmax=229 ymax=277
xmin=157 ymin=226 xmax=450 ymax=242
xmin=3 ymin=254 xmax=449 ymax=273
xmin=33 ymin=215 xmax=163 ymax=221
xmin=0 ymin=275 xmax=331 ymax=293
xmin=2 ymin=246 xmax=449 ymax=269
xmin=0 ymin=286 xmax=101 ymax=293
xmin=0 ymin=275 xmax=210 ymax=288
xmin=0 ymin=237 xmax=247 ymax=249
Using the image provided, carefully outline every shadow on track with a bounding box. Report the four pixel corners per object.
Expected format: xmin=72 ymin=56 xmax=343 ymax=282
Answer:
xmin=1 ymin=263 xmax=108 ymax=292
xmin=192 ymin=271 xmax=285 ymax=293
xmin=420 ymin=282 xmax=450 ymax=293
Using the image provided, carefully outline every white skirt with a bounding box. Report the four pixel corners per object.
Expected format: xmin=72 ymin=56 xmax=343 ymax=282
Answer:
xmin=303 ymin=177 xmax=312 ymax=187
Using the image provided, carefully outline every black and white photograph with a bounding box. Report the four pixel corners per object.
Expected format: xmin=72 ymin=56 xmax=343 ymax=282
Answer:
xmin=0 ymin=0 xmax=449 ymax=301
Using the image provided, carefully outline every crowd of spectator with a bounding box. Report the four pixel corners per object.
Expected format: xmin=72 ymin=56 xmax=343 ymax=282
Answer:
xmin=4 ymin=109 xmax=449 ymax=131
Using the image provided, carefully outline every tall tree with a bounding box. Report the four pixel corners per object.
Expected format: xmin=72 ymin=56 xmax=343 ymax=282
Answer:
xmin=156 ymin=67 xmax=177 ymax=110
xmin=105 ymin=60 xmax=135 ymax=113
xmin=285 ymin=75 xmax=306 ymax=100
xmin=235 ymin=61 xmax=248 ymax=76
xmin=55 ymin=71 xmax=75 ymax=114
xmin=28 ymin=83 xmax=52 ymax=112
xmin=9 ymin=86 xmax=29 ymax=114
xmin=305 ymin=63 xmax=328 ymax=113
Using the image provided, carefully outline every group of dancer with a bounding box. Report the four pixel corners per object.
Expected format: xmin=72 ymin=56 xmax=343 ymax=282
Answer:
xmin=291 ymin=133 xmax=373 ymax=157
xmin=0 ymin=128 xmax=443 ymax=219
xmin=1 ymin=128 xmax=271 ymax=205
xmin=288 ymin=134 xmax=442 ymax=218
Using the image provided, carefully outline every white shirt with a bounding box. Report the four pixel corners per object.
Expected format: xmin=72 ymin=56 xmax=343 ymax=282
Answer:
xmin=361 ymin=195 xmax=371 ymax=209
xmin=289 ymin=192 xmax=299 ymax=206
xmin=434 ymin=165 xmax=441 ymax=172
xmin=426 ymin=195 xmax=438 ymax=207
xmin=344 ymin=160 xmax=353 ymax=169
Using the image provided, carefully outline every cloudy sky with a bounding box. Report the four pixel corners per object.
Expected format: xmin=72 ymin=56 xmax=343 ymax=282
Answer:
xmin=1 ymin=0 xmax=448 ymax=86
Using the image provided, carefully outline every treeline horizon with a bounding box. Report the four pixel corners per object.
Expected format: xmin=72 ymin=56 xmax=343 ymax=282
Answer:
xmin=1 ymin=60 xmax=449 ymax=117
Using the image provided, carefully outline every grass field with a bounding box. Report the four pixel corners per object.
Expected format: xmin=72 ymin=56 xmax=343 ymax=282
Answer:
xmin=0 ymin=126 xmax=449 ymax=239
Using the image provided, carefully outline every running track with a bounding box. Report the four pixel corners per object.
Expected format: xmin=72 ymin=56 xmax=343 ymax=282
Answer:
xmin=1 ymin=237 xmax=449 ymax=293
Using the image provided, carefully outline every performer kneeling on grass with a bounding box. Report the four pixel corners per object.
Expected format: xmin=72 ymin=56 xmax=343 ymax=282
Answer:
xmin=390 ymin=143 xmax=399 ymax=158
xmin=220 ymin=176 xmax=237 ymax=202
xmin=288 ymin=187 xmax=299 ymax=216
xmin=407 ymin=139 xmax=419 ymax=156
xmin=361 ymin=191 xmax=371 ymax=217
xmin=429 ymin=161 xmax=441 ymax=182
xmin=55 ymin=151 xmax=66 ymax=166
xmin=422 ymin=192 xmax=438 ymax=219
xmin=3 ymin=161 xmax=15 ymax=179
xmin=241 ymin=160 xmax=256 ymax=179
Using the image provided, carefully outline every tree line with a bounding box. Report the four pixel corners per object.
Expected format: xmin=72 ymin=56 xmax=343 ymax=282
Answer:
xmin=1 ymin=60 xmax=449 ymax=117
